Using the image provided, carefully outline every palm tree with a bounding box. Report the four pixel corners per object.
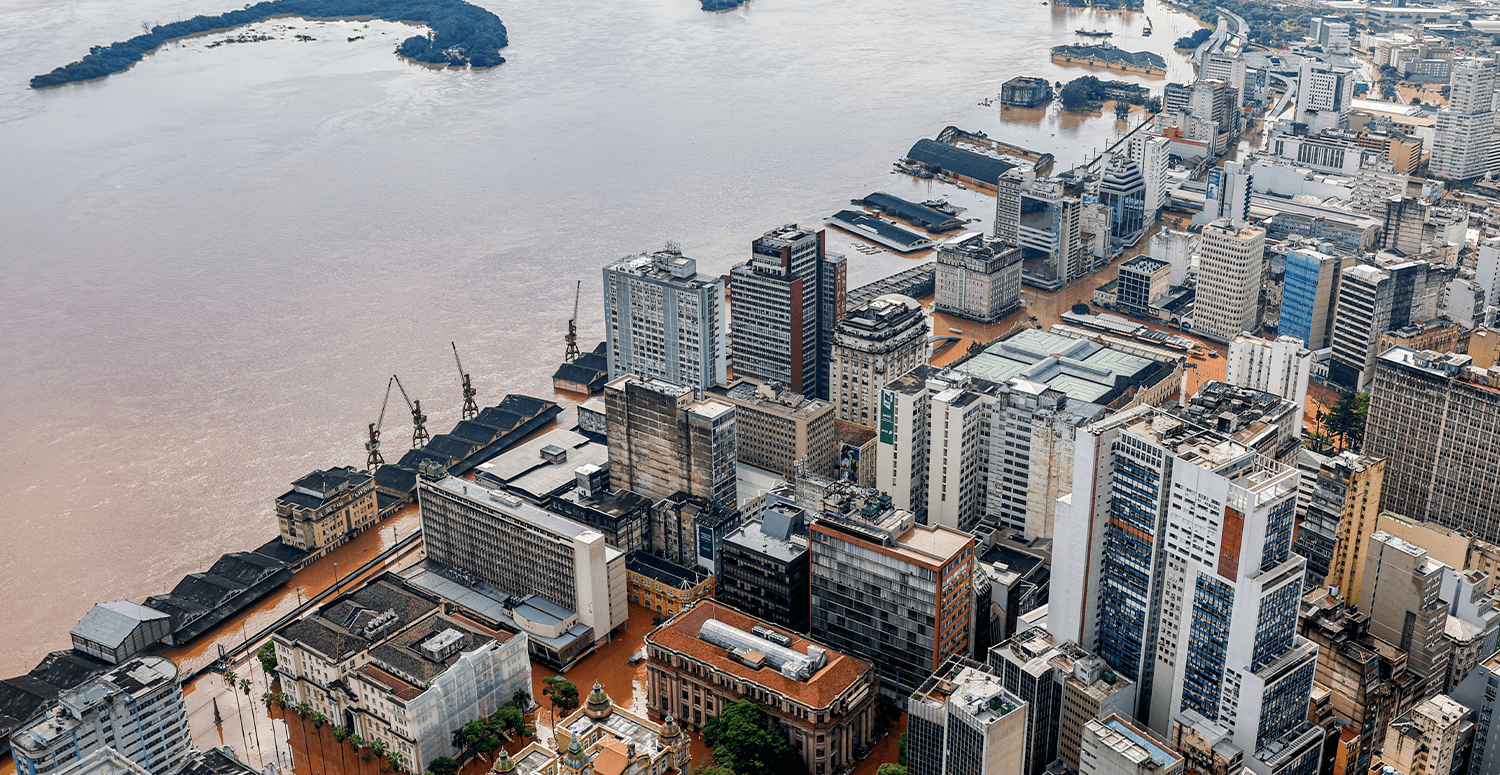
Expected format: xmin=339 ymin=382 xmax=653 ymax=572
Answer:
xmin=388 ymin=752 xmax=407 ymax=775
xmin=333 ymin=726 xmax=350 ymax=775
xmin=240 ymin=678 xmax=263 ymax=759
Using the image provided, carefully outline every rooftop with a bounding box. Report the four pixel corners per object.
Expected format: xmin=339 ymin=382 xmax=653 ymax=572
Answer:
xmin=426 ymin=476 xmax=613 ymax=542
xmin=1093 ymin=714 xmax=1182 ymax=769
xmin=626 ymin=554 xmax=711 ymax=590
xmin=646 ymin=601 xmax=871 ymax=710
xmin=724 ymin=519 xmax=809 ymax=564
xmin=954 ymin=328 xmax=1163 ymax=405
xmin=71 ymin=602 xmax=169 ymax=650
xmin=912 ymin=656 xmax=1024 ymax=727
xmin=906 ymin=138 xmax=1017 ymax=184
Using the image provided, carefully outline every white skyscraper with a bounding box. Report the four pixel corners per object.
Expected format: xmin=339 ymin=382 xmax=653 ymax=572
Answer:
xmin=603 ymin=249 xmax=727 ymax=390
xmin=1050 ymin=405 xmax=1321 ymax=775
xmin=1294 ymin=60 xmax=1353 ymax=132
xmin=1226 ymin=334 xmax=1312 ymax=411
xmin=1129 ymin=134 xmax=1172 ymax=224
xmin=1193 ymin=220 xmax=1265 ymax=343
xmin=1432 ymin=60 xmax=1497 ymax=181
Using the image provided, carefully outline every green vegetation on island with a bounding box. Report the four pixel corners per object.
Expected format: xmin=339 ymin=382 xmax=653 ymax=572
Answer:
xmin=1174 ymin=27 xmax=1212 ymax=49
xmin=30 ymin=0 xmax=508 ymax=89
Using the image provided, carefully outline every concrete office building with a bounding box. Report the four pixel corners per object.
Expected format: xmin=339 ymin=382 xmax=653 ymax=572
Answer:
xmin=1194 ymin=221 xmax=1266 ymax=343
xmin=1432 ymin=60 xmax=1497 ymax=181
xmin=989 ymin=628 xmax=1137 ymax=775
xmin=1452 ymin=651 xmax=1500 ymax=775
xmin=1298 ymin=452 xmax=1385 ymax=596
xmin=1294 ymin=60 xmax=1354 ymax=132
xmin=729 ymin=224 xmax=846 ymax=400
xmin=908 ymin=656 xmax=1029 ymax=775
xmin=1278 ymin=243 xmax=1349 ymax=350
xmin=8 ymin=657 xmax=188 ymax=775
xmin=810 ymin=518 xmax=977 ymax=705
xmin=603 ymin=249 xmax=727 ymax=390
xmin=717 ymin=505 xmax=811 ymax=632
xmin=605 ymin=376 xmax=738 ymax=505
xmin=1050 ymin=405 xmax=1317 ymax=766
xmin=276 ymin=466 xmax=379 ymax=565
xmin=706 ymin=381 xmax=835 ymax=480
xmin=1116 ymin=257 xmax=1172 ymax=318
xmin=997 ymin=170 xmax=1087 ymax=291
xmin=418 ymin=476 xmax=627 ymax=650
xmin=1226 ymin=335 xmax=1312 ymax=410
xmin=651 ymin=491 xmax=743 ymax=575
xmin=644 ymin=601 xmax=878 ymax=775
xmin=1100 ymin=156 xmax=1149 ymax=244
xmin=832 ymin=295 xmax=928 ymax=429
xmin=1362 ymin=532 xmax=1454 ymax=695
xmin=935 ymin=233 xmax=1023 ymax=323
xmin=1329 ymin=259 xmax=1445 ymax=390
xmin=1128 ymin=135 xmax=1172 ymax=226
xmin=1365 ymin=348 xmax=1500 ymax=543
xmin=1381 ymin=695 xmax=1472 ymax=775
xmin=1080 ymin=714 xmax=1184 ymax=775
xmin=1150 ymin=229 xmax=1197 ymax=286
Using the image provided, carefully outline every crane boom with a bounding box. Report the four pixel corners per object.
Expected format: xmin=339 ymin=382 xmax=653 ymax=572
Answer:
xmin=453 ymin=342 xmax=478 ymax=420
xmin=564 ymin=280 xmax=581 ymax=362
xmin=392 ymin=374 xmax=431 ymax=449
xmin=365 ymin=376 xmax=394 ymax=470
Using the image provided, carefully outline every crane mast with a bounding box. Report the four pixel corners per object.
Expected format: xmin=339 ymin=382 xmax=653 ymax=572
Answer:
xmin=366 ymin=376 xmax=394 ymax=470
xmin=564 ymin=280 xmax=581 ymax=363
xmin=392 ymin=374 xmax=431 ymax=449
xmin=452 ymin=342 xmax=478 ymax=420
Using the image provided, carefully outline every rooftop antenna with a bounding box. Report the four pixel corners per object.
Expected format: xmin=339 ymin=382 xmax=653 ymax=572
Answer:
xmin=392 ymin=374 xmax=431 ymax=449
xmin=452 ymin=342 xmax=478 ymax=420
xmin=564 ymin=280 xmax=582 ymax=363
xmin=366 ymin=376 xmax=394 ymax=470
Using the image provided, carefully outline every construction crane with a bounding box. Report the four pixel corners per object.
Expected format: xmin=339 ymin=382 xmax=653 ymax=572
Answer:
xmin=392 ymin=374 xmax=431 ymax=449
xmin=365 ymin=376 xmax=394 ymax=470
xmin=452 ymin=342 xmax=478 ymax=420
xmin=564 ymin=280 xmax=581 ymax=363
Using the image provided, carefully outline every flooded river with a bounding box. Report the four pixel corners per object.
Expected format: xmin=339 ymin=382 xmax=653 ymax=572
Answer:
xmin=0 ymin=0 xmax=1209 ymax=672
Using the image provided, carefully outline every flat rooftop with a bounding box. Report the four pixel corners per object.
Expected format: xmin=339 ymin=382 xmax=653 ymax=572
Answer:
xmin=913 ymin=657 xmax=1024 ymax=728
xmin=954 ymin=328 xmax=1163 ymax=405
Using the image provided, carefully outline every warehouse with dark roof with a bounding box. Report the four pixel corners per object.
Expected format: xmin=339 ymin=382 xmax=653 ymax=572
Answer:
xmin=903 ymin=139 xmax=1017 ymax=191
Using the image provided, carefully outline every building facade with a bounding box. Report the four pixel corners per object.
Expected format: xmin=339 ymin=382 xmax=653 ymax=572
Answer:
xmin=1116 ymin=257 xmax=1171 ymax=318
xmin=1300 ymin=452 xmax=1385 ymax=596
xmin=908 ymin=656 xmax=1028 ymax=775
xmin=276 ymin=466 xmax=379 ymax=564
xmin=1432 ymin=60 xmax=1496 ymax=181
xmin=729 ymin=224 xmax=846 ymax=400
xmin=1080 ymin=714 xmax=1184 ymax=775
xmin=706 ymin=381 xmax=836 ymax=480
xmin=603 ymin=249 xmax=727 ymax=390
xmin=605 ymin=376 xmax=738 ymax=505
xmin=718 ymin=509 xmax=811 ymax=632
xmin=1278 ymin=244 xmax=1348 ymax=350
xmin=1194 ymin=221 xmax=1266 ymax=344
xmin=1226 ymin=335 xmax=1312 ymax=410
xmin=831 ymin=295 xmax=928 ymax=429
xmin=935 ymin=233 xmax=1023 ymax=323
xmin=627 ymin=553 xmax=714 ymax=619
xmin=1328 ymin=259 xmax=1444 ymax=389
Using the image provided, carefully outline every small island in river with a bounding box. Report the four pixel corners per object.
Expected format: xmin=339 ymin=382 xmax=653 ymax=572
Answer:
xmin=30 ymin=0 xmax=507 ymax=89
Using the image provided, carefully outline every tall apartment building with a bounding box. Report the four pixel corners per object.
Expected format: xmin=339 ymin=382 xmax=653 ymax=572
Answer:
xmin=603 ymin=249 xmax=727 ymax=390
xmin=276 ymin=466 xmax=378 ymax=565
xmin=1365 ymin=348 xmax=1500 ymax=542
xmin=1362 ymin=532 xmax=1455 ymax=694
xmin=908 ymin=656 xmax=1029 ymax=775
xmin=831 ymin=295 xmax=928 ymax=428
xmin=729 ymin=224 xmax=846 ymax=400
xmin=272 ymin=574 xmax=533 ymax=770
xmin=1080 ymin=714 xmax=1185 ymax=775
xmin=1452 ymin=651 xmax=1500 ymax=775
xmin=8 ymin=657 xmax=188 ymax=775
xmin=1204 ymin=53 xmax=1248 ymax=107
xmin=1299 ymin=593 xmax=1405 ymax=775
xmin=1432 ymin=60 xmax=1496 ymax=181
xmin=706 ymin=380 xmax=835 ymax=479
xmin=935 ymin=233 xmax=1023 ymax=323
xmin=1150 ymin=228 xmax=1197 ymax=286
xmin=1301 ymin=452 xmax=1386 ymax=597
xmin=604 ymin=376 xmax=738 ymax=504
xmin=810 ymin=517 xmax=977 ymax=705
xmin=1328 ymin=258 xmax=1444 ymax=389
xmin=1381 ymin=695 xmax=1473 ymax=775
xmin=1278 ymin=242 xmax=1349 ymax=350
xmin=1050 ymin=404 xmax=1317 ymax=766
xmin=996 ymin=170 xmax=1086 ymax=291
xmin=989 ymin=628 xmax=1137 ymax=775
xmin=1194 ymin=221 xmax=1266 ymax=343
xmin=1294 ymin=59 xmax=1354 ymax=132
xmin=418 ymin=475 xmax=628 ymax=649
xmin=644 ymin=601 xmax=877 ymax=775
xmin=1226 ymin=335 xmax=1312 ymax=410
xmin=1127 ymin=135 xmax=1171 ymax=225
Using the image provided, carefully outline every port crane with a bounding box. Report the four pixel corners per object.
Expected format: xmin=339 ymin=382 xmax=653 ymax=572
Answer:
xmin=365 ymin=376 xmax=394 ymax=470
xmin=452 ymin=342 xmax=478 ymax=420
xmin=564 ymin=280 xmax=581 ymax=363
xmin=392 ymin=374 xmax=431 ymax=449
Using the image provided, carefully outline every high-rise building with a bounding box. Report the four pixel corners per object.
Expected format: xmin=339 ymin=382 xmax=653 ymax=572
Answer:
xmin=1116 ymin=256 xmax=1172 ymax=318
xmin=1226 ymin=335 xmax=1312 ymax=410
xmin=935 ymin=233 xmax=1023 ymax=323
xmin=1309 ymin=18 xmax=1351 ymax=55
xmin=603 ymin=249 xmax=727 ymax=390
xmin=729 ymin=224 xmax=846 ymax=400
xmin=417 ymin=475 xmax=628 ymax=651
xmin=1100 ymin=156 xmax=1148 ymax=244
xmin=604 ymin=376 xmax=738 ymax=505
xmin=1361 ymin=531 xmax=1454 ymax=693
xmin=1050 ymin=403 xmax=1316 ymax=762
xmin=650 ymin=491 xmax=744 ymax=575
xmin=1328 ymin=257 xmax=1444 ymax=389
xmin=1204 ymin=53 xmax=1248 ymax=108
xmin=1478 ymin=238 xmax=1500 ymax=316
xmin=1380 ymin=695 xmax=1473 ymax=775
xmin=8 ymin=657 xmax=189 ymax=775
xmin=705 ymin=380 xmax=835 ymax=480
xmin=1150 ymin=229 xmax=1197 ymax=287
xmin=989 ymin=628 xmax=1137 ymax=775
xmin=1452 ymin=651 xmax=1500 ymax=775
xmin=831 ymin=295 xmax=928 ymax=429
xmin=1300 ymin=452 xmax=1386 ymax=596
xmin=1299 ymin=590 xmax=1410 ymax=775
xmin=1364 ymin=348 xmax=1500 ymax=542
xmin=908 ymin=655 xmax=1029 ymax=775
xmin=275 ymin=466 xmax=379 ymax=565
xmin=1194 ymin=220 xmax=1266 ymax=343
xmin=810 ymin=517 xmax=977 ymax=705
xmin=1278 ymin=242 xmax=1350 ymax=350
xmin=996 ymin=170 xmax=1087 ymax=291
xmin=1080 ymin=714 xmax=1185 ymax=775
xmin=1294 ymin=60 xmax=1354 ymax=132
xmin=1432 ymin=60 xmax=1496 ymax=181
xmin=717 ymin=504 xmax=810 ymax=631
xmin=1128 ymin=135 xmax=1172 ymax=225
xmin=1199 ymin=161 xmax=1253 ymax=227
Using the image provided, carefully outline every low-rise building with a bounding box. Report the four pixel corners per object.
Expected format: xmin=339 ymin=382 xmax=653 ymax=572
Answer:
xmin=908 ymin=655 xmax=1028 ymax=775
xmin=627 ymin=553 xmax=714 ymax=619
xmin=275 ymin=466 xmax=379 ymax=567
xmin=644 ymin=601 xmax=878 ymax=775
xmin=494 ymin=682 xmax=690 ymax=775
xmin=69 ymin=603 xmax=171 ymax=666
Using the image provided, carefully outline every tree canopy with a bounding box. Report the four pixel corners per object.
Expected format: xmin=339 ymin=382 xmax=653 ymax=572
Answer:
xmin=543 ymin=677 xmax=580 ymax=717
xmin=31 ymin=0 xmax=508 ymax=89
xmin=702 ymin=701 xmax=802 ymax=775
xmin=1174 ymin=27 xmax=1213 ymax=49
